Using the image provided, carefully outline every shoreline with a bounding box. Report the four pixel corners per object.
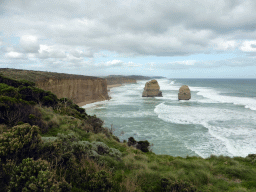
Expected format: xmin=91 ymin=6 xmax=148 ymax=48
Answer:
xmin=77 ymin=84 xmax=122 ymax=107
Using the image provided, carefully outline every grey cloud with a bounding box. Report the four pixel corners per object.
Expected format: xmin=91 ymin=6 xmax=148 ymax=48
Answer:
xmin=1 ymin=0 xmax=256 ymax=58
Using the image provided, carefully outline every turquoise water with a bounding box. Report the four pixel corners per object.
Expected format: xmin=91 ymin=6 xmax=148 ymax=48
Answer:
xmin=83 ymin=79 xmax=256 ymax=158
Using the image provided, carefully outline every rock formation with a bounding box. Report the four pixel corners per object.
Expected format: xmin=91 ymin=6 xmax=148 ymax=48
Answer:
xmin=178 ymin=85 xmax=191 ymax=100
xmin=142 ymin=80 xmax=162 ymax=97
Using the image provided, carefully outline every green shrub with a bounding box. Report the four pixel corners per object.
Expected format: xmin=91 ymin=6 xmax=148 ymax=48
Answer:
xmin=8 ymin=158 xmax=71 ymax=192
xmin=127 ymin=137 xmax=150 ymax=152
xmin=161 ymin=178 xmax=197 ymax=192
xmin=0 ymin=96 xmax=48 ymax=131
xmin=0 ymin=123 xmax=42 ymax=162
xmin=86 ymin=115 xmax=104 ymax=133
xmin=88 ymin=170 xmax=112 ymax=192
xmin=137 ymin=140 xmax=150 ymax=152
xmin=0 ymin=86 xmax=19 ymax=98
xmin=72 ymin=141 xmax=92 ymax=159
xmin=128 ymin=137 xmax=137 ymax=146
xmin=109 ymin=148 xmax=122 ymax=159
xmin=92 ymin=141 xmax=110 ymax=155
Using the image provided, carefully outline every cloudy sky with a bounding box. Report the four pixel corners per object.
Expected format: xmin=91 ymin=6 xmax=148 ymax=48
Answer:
xmin=1 ymin=0 xmax=256 ymax=78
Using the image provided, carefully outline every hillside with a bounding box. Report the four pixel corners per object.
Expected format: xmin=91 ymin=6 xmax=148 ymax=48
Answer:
xmin=0 ymin=73 xmax=256 ymax=191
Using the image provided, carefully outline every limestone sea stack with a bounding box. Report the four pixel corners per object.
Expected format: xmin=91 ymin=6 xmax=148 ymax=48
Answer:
xmin=178 ymin=85 xmax=191 ymax=100
xmin=142 ymin=80 xmax=162 ymax=97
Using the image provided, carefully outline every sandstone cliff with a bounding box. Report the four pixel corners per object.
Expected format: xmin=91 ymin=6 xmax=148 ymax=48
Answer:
xmin=142 ymin=80 xmax=162 ymax=97
xmin=0 ymin=68 xmax=109 ymax=104
xmin=178 ymin=85 xmax=191 ymax=100
xmin=36 ymin=78 xmax=109 ymax=104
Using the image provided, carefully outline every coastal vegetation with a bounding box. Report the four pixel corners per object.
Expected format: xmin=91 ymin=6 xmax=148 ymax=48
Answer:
xmin=1 ymin=73 xmax=256 ymax=191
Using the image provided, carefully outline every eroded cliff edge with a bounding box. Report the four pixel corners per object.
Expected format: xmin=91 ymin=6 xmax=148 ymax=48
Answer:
xmin=0 ymin=68 xmax=109 ymax=104
xmin=37 ymin=78 xmax=109 ymax=104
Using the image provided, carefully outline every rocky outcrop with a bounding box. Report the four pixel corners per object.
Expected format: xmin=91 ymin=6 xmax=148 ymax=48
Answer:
xmin=178 ymin=85 xmax=191 ymax=100
xmin=142 ymin=80 xmax=162 ymax=97
xmin=36 ymin=78 xmax=109 ymax=104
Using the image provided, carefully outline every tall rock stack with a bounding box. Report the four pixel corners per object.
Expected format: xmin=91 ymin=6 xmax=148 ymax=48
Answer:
xmin=142 ymin=80 xmax=162 ymax=97
xmin=178 ymin=85 xmax=191 ymax=100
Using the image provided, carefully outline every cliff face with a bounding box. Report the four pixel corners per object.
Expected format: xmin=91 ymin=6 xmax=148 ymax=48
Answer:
xmin=36 ymin=78 xmax=109 ymax=104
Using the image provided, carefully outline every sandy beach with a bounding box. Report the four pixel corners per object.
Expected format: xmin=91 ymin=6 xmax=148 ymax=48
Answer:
xmin=77 ymin=84 xmax=122 ymax=107
xmin=107 ymin=84 xmax=122 ymax=91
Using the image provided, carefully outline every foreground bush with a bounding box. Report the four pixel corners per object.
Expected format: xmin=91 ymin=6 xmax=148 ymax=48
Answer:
xmin=8 ymin=158 xmax=71 ymax=192
xmin=0 ymin=123 xmax=42 ymax=163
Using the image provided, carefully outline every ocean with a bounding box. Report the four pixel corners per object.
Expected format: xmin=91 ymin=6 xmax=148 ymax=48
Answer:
xmin=83 ymin=79 xmax=256 ymax=158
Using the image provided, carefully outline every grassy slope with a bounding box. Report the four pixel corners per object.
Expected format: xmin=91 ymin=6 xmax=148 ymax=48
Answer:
xmin=38 ymin=106 xmax=256 ymax=192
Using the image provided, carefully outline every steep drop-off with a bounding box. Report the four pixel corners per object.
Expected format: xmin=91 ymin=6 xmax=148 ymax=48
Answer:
xmin=37 ymin=78 xmax=109 ymax=104
xmin=0 ymin=68 xmax=109 ymax=104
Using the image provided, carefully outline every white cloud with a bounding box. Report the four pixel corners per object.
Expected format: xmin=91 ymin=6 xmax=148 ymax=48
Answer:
xmin=5 ymin=51 xmax=24 ymax=59
xmin=171 ymin=60 xmax=197 ymax=66
xmin=212 ymin=38 xmax=237 ymax=50
xmin=125 ymin=61 xmax=140 ymax=67
xmin=20 ymin=35 xmax=40 ymax=53
xmin=105 ymin=60 xmax=124 ymax=67
xmin=38 ymin=45 xmax=66 ymax=59
xmin=240 ymin=40 xmax=256 ymax=52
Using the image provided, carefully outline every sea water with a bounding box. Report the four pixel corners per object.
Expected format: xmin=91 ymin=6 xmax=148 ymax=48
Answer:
xmin=83 ymin=79 xmax=256 ymax=158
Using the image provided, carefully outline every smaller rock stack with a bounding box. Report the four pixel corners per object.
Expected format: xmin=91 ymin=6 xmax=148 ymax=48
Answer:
xmin=142 ymin=80 xmax=162 ymax=97
xmin=178 ymin=85 xmax=191 ymax=100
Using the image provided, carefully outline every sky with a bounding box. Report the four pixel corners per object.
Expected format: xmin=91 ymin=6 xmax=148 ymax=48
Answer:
xmin=1 ymin=0 xmax=256 ymax=78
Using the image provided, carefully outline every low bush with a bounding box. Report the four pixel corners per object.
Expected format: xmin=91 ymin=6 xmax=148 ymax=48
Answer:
xmin=8 ymin=158 xmax=71 ymax=192
xmin=127 ymin=137 xmax=150 ymax=152
xmin=161 ymin=178 xmax=196 ymax=192
xmin=0 ymin=123 xmax=42 ymax=163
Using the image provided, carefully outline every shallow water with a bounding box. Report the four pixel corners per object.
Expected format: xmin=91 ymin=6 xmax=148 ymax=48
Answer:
xmin=83 ymin=79 xmax=256 ymax=158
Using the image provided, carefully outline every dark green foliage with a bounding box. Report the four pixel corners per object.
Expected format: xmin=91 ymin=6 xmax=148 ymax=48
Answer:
xmin=0 ymin=96 xmax=48 ymax=130
xmin=128 ymin=137 xmax=150 ymax=152
xmin=88 ymin=170 xmax=112 ymax=192
xmin=246 ymin=154 xmax=256 ymax=164
xmin=86 ymin=115 xmax=104 ymax=133
xmin=0 ymin=124 xmax=42 ymax=163
xmin=161 ymin=178 xmax=196 ymax=192
xmin=137 ymin=140 xmax=150 ymax=152
xmin=57 ymin=97 xmax=87 ymax=119
xmin=18 ymin=86 xmax=58 ymax=107
xmin=8 ymin=158 xmax=71 ymax=192
xmin=0 ymin=74 xmax=35 ymax=88
xmin=128 ymin=137 xmax=137 ymax=146
xmin=0 ymin=86 xmax=19 ymax=98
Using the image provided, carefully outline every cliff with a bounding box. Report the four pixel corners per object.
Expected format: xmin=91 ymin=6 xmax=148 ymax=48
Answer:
xmin=36 ymin=78 xmax=109 ymax=104
xmin=0 ymin=68 xmax=109 ymax=104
